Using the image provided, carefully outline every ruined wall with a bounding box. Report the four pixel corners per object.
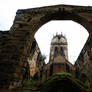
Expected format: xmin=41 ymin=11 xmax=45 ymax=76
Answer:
xmin=0 ymin=31 xmax=24 ymax=89
xmin=75 ymin=34 xmax=92 ymax=83
xmin=28 ymin=39 xmax=44 ymax=77
xmin=0 ymin=5 xmax=92 ymax=89
xmin=0 ymin=31 xmax=44 ymax=88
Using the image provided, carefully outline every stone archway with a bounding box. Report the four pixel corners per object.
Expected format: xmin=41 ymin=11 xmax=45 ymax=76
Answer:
xmin=0 ymin=4 xmax=92 ymax=89
xmin=40 ymin=73 xmax=86 ymax=92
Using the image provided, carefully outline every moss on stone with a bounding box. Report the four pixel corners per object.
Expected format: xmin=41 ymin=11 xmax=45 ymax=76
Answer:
xmin=40 ymin=73 xmax=87 ymax=92
xmin=22 ymin=79 xmax=40 ymax=90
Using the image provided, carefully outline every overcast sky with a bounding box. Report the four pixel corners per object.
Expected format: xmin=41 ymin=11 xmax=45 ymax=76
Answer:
xmin=35 ymin=21 xmax=89 ymax=64
xmin=0 ymin=0 xmax=91 ymax=64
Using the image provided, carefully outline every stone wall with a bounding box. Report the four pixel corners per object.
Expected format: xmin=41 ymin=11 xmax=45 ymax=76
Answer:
xmin=75 ymin=34 xmax=92 ymax=83
xmin=0 ymin=5 xmax=92 ymax=89
xmin=0 ymin=31 xmax=24 ymax=89
xmin=28 ymin=39 xmax=44 ymax=77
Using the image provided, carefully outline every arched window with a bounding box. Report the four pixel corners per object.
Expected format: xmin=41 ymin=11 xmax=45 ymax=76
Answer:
xmin=54 ymin=47 xmax=58 ymax=57
xmin=60 ymin=47 xmax=64 ymax=56
xmin=66 ymin=64 xmax=70 ymax=73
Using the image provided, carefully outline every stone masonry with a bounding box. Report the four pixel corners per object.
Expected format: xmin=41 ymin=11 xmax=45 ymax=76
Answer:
xmin=0 ymin=5 xmax=92 ymax=89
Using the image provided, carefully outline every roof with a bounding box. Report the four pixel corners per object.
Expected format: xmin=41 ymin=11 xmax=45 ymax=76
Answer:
xmin=53 ymin=55 xmax=75 ymax=70
xmin=53 ymin=55 xmax=67 ymax=63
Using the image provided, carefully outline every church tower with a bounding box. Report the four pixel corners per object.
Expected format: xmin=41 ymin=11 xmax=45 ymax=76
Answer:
xmin=49 ymin=33 xmax=68 ymax=62
xmin=41 ymin=33 xmax=75 ymax=79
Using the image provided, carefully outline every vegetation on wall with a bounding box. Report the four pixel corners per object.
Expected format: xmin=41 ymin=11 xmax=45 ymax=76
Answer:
xmin=40 ymin=73 xmax=90 ymax=92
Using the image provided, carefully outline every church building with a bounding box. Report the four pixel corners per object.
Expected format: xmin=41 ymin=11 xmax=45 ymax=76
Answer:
xmin=42 ymin=33 xmax=75 ymax=79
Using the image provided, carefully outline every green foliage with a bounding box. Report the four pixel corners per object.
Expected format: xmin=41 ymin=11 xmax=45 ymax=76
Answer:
xmin=85 ymin=81 xmax=91 ymax=88
xmin=22 ymin=73 xmax=92 ymax=92
xmin=23 ymin=79 xmax=31 ymax=86
xmin=90 ymin=83 xmax=92 ymax=88
xmin=22 ymin=79 xmax=40 ymax=90
xmin=40 ymin=73 xmax=87 ymax=92
xmin=41 ymin=75 xmax=46 ymax=83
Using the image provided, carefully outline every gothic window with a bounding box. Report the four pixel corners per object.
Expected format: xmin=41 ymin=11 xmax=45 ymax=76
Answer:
xmin=54 ymin=47 xmax=58 ymax=57
xmin=60 ymin=47 xmax=64 ymax=56
xmin=66 ymin=64 xmax=70 ymax=73
xmin=37 ymin=52 xmax=42 ymax=64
